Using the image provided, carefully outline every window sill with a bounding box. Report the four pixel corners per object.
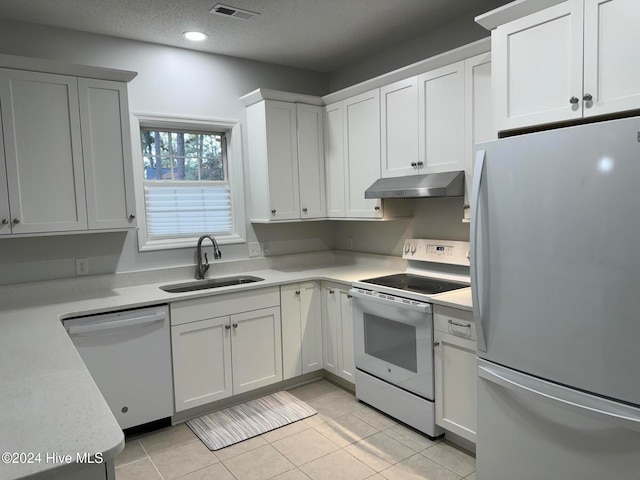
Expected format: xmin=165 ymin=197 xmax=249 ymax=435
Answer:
xmin=138 ymin=233 xmax=246 ymax=252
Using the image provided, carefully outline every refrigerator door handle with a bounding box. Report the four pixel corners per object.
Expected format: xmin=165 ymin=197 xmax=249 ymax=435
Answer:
xmin=478 ymin=359 xmax=640 ymax=433
xmin=470 ymin=149 xmax=487 ymax=352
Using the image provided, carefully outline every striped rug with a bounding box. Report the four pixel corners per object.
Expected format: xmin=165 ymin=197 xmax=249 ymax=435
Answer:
xmin=186 ymin=391 xmax=317 ymax=451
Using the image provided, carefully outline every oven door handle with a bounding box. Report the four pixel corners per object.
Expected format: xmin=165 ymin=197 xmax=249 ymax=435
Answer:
xmin=348 ymin=289 xmax=431 ymax=314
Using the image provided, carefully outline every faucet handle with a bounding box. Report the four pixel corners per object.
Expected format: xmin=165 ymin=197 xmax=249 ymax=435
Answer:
xmin=203 ymin=253 xmax=210 ymax=273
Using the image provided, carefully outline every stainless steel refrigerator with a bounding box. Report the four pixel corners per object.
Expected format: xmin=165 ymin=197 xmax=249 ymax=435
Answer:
xmin=471 ymin=116 xmax=640 ymax=480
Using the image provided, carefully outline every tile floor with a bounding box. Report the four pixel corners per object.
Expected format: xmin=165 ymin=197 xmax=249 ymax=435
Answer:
xmin=115 ymin=380 xmax=476 ymax=480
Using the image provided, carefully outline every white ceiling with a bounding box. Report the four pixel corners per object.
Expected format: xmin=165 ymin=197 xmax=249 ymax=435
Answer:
xmin=0 ymin=0 xmax=510 ymax=73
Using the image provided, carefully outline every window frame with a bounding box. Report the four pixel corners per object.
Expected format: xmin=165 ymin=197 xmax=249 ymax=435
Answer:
xmin=130 ymin=113 xmax=246 ymax=251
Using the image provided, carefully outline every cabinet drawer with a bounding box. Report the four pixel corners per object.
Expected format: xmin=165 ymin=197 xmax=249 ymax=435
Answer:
xmin=171 ymin=286 xmax=280 ymax=326
xmin=434 ymin=305 xmax=475 ymax=340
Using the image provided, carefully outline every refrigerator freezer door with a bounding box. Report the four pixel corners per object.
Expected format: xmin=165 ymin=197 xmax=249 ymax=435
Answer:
xmin=477 ymin=359 xmax=640 ymax=480
xmin=473 ymin=116 xmax=640 ymax=406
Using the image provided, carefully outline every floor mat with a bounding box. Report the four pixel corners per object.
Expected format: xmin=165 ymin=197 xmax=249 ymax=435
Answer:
xmin=187 ymin=391 xmax=317 ymax=450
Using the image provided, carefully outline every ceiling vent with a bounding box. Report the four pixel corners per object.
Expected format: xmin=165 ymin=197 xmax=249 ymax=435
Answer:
xmin=210 ymin=4 xmax=259 ymax=20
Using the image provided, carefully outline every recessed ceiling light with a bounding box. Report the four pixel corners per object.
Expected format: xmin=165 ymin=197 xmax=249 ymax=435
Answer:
xmin=183 ymin=31 xmax=208 ymax=42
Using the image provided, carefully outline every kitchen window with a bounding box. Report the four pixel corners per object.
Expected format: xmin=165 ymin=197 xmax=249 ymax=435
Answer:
xmin=131 ymin=114 xmax=246 ymax=251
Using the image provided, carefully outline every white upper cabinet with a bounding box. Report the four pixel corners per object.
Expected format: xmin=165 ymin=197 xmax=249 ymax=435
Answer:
xmin=464 ymin=52 xmax=495 ymax=221
xmin=343 ymin=89 xmax=383 ymax=218
xmin=79 ymin=78 xmax=136 ymax=230
xmin=380 ymin=77 xmax=420 ymax=177
xmin=493 ymin=1 xmax=583 ymax=130
xmin=583 ymin=0 xmax=640 ymax=117
xmin=418 ymin=61 xmax=466 ymax=174
xmin=0 ymin=58 xmax=136 ymax=237
xmin=244 ymin=95 xmax=326 ymax=222
xmin=296 ymin=104 xmax=326 ymax=219
xmin=492 ymin=0 xmax=640 ymax=131
xmin=247 ymin=100 xmax=300 ymax=221
xmin=324 ymin=102 xmax=346 ymax=218
xmin=0 ymin=69 xmax=87 ymax=234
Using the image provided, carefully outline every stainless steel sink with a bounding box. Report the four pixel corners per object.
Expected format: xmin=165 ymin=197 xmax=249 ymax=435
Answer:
xmin=160 ymin=275 xmax=264 ymax=293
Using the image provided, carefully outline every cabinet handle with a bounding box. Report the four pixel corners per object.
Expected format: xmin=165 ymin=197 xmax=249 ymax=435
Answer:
xmin=128 ymin=214 xmax=136 ymax=220
xmin=410 ymin=162 xmax=417 ymax=167
xmin=295 ymin=290 xmax=300 ymax=295
xmin=583 ymin=93 xmax=593 ymax=102
xmin=1 ymin=219 xmax=7 ymax=225
xmin=347 ymin=294 xmax=352 ymax=299
xmin=433 ymin=341 xmax=440 ymax=347
xmin=329 ymin=290 xmax=334 ymax=294
xmin=417 ymin=161 xmax=424 ymax=167
xmin=374 ymin=206 xmax=381 ymax=211
xmin=225 ymin=324 xmax=231 ymax=330
xmin=448 ymin=319 xmax=471 ymax=328
xmin=463 ymin=204 xmax=470 ymax=209
xmin=302 ymin=208 xmax=308 ymax=213
xmin=232 ymin=323 xmax=238 ymax=329
xmin=12 ymin=218 xmax=19 ymax=225
xmin=271 ymin=209 xmax=276 ymax=215
xmin=569 ymin=96 xmax=579 ymax=104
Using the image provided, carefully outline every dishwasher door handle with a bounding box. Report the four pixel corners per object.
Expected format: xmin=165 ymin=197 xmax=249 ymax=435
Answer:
xmin=66 ymin=313 xmax=166 ymax=336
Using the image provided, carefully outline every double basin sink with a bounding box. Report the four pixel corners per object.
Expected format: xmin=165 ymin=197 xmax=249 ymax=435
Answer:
xmin=160 ymin=275 xmax=264 ymax=293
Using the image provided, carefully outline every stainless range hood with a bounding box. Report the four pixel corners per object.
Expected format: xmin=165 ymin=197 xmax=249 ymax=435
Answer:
xmin=364 ymin=171 xmax=465 ymax=199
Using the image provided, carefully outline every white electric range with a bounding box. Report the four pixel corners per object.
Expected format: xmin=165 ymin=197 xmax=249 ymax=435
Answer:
xmin=350 ymin=238 xmax=470 ymax=437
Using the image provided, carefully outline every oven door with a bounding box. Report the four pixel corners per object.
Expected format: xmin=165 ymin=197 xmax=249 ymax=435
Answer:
xmin=350 ymin=289 xmax=434 ymax=399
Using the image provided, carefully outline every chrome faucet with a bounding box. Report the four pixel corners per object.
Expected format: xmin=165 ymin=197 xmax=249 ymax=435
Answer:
xmin=196 ymin=235 xmax=222 ymax=279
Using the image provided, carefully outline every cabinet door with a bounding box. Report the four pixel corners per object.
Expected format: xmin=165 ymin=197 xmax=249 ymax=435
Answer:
xmin=583 ymin=0 xmax=640 ymax=117
xmin=79 ymin=78 xmax=136 ymax=229
xmin=380 ymin=77 xmax=420 ymax=178
xmin=338 ymin=289 xmax=355 ymax=382
xmin=297 ymin=104 xmax=326 ymax=219
xmin=265 ymin=101 xmax=300 ymax=220
xmin=434 ymin=331 xmax=477 ymax=443
xmin=343 ymin=89 xmax=382 ymax=218
xmin=172 ymin=316 xmax=232 ymax=412
xmin=300 ymin=281 xmax=323 ymax=374
xmin=322 ymin=285 xmax=340 ymax=375
xmin=0 ymin=69 xmax=87 ymax=233
xmin=418 ymin=61 xmax=465 ymax=174
xmin=281 ymin=283 xmax=303 ymax=380
xmin=324 ymin=102 xmax=345 ymax=218
xmin=231 ymin=306 xmax=283 ymax=395
xmin=464 ymin=53 xmax=494 ymax=221
xmin=0 ymin=108 xmax=10 ymax=235
xmin=493 ymin=1 xmax=584 ymax=131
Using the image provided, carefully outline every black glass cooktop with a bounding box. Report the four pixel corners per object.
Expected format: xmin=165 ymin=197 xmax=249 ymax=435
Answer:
xmin=362 ymin=273 xmax=468 ymax=295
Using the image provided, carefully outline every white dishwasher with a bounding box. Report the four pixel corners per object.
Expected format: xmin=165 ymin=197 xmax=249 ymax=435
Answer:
xmin=64 ymin=305 xmax=173 ymax=430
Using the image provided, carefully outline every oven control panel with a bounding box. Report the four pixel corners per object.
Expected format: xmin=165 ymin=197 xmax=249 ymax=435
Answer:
xmin=402 ymin=239 xmax=470 ymax=266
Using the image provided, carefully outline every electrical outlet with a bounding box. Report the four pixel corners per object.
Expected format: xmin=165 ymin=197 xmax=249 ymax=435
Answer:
xmin=248 ymin=242 xmax=262 ymax=257
xmin=75 ymin=258 xmax=89 ymax=276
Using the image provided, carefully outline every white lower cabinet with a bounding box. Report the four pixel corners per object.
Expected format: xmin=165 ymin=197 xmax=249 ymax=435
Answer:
xmin=322 ymin=282 xmax=355 ymax=383
xmin=230 ymin=307 xmax=283 ymax=395
xmin=433 ymin=305 xmax=477 ymax=443
xmin=281 ymin=282 xmax=323 ymax=380
xmin=170 ymin=287 xmax=282 ymax=412
xmin=172 ymin=315 xmax=233 ymax=409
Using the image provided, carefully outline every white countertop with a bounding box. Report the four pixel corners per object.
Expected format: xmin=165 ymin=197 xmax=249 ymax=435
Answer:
xmin=0 ymin=254 xmax=471 ymax=479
